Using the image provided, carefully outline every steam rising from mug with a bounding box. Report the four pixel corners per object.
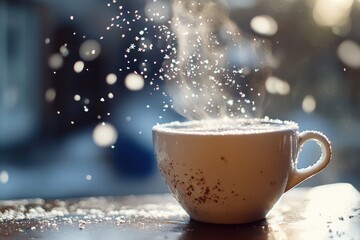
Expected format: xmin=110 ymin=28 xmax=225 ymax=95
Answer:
xmin=164 ymin=0 xmax=272 ymax=120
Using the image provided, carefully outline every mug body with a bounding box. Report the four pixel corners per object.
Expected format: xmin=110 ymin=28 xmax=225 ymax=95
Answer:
xmin=153 ymin=119 xmax=298 ymax=224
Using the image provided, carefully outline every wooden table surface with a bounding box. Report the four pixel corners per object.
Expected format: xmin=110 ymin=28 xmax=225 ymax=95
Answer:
xmin=0 ymin=183 xmax=359 ymax=240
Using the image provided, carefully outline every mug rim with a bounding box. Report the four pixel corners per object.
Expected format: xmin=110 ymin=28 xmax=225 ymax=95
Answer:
xmin=152 ymin=117 xmax=298 ymax=135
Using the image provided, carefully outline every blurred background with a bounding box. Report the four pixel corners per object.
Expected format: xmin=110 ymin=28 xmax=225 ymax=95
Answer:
xmin=0 ymin=0 xmax=359 ymax=199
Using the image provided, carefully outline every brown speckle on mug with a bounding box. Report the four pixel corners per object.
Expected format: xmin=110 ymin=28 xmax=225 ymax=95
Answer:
xmin=220 ymin=156 xmax=228 ymax=163
xmin=230 ymin=190 xmax=239 ymax=197
xmin=186 ymin=185 xmax=194 ymax=196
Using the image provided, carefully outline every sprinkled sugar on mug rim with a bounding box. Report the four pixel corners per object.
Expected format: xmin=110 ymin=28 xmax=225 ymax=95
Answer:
xmin=152 ymin=117 xmax=298 ymax=135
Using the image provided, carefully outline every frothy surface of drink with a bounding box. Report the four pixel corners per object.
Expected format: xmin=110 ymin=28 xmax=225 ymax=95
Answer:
xmin=153 ymin=117 xmax=298 ymax=135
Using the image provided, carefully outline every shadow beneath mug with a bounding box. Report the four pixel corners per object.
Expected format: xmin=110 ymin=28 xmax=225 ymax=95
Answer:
xmin=175 ymin=218 xmax=270 ymax=240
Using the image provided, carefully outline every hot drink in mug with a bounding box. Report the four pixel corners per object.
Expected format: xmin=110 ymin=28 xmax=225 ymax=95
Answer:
xmin=152 ymin=118 xmax=331 ymax=224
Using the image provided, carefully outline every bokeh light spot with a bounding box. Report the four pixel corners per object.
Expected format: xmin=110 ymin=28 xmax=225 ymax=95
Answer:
xmin=250 ymin=15 xmax=278 ymax=36
xmin=45 ymin=88 xmax=56 ymax=102
xmin=313 ymin=0 xmax=353 ymax=27
xmin=0 ymin=171 xmax=9 ymax=184
xmin=337 ymin=40 xmax=360 ymax=68
xmin=106 ymin=73 xmax=118 ymax=85
xmin=74 ymin=94 xmax=81 ymax=102
xmin=74 ymin=61 xmax=85 ymax=73
xmin=302 ymin=95 xmax=317 ymax=113
xmin=60 ymin=44 xmax=69 ymax=57
xmin=125 ymin=73 xmax=145 ymax=91
xmin=79 ymin=40 xmax=102 ymax=61
xmin=48 ymin=53 xmax=64 ymax=70
xmin=265 ymin=76 xmax=290 ymax=95
xmin=92 ymin=122 xmax=118 ymax=147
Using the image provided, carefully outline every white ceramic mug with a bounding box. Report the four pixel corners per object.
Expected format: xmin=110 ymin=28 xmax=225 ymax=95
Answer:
xmin=152 ymin=118 xmax=331 ymax=224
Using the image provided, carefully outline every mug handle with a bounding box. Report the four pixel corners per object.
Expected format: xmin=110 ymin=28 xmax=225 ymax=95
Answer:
xmin=285 ymin=131 xmax=332 ymax=192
